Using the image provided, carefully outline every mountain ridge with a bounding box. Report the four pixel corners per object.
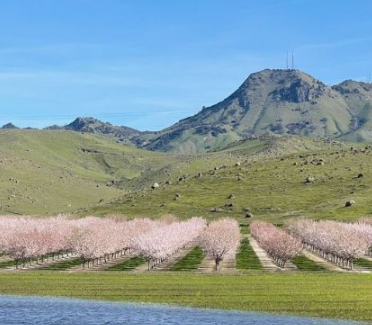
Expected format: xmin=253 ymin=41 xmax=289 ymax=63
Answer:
xmin=138 ymin=69 xmax=372 ymax=152
xmin=4 ymin=68 xmax=372 ymax=153
xmin=45 ymin=116 xmax=142 ymax=146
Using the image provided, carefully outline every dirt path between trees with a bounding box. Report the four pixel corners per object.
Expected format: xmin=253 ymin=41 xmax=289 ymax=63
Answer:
xmin=302 ymin=250 xmax=345 ymax=272
xmin=247 ymin=235 xmax=279 ymax=271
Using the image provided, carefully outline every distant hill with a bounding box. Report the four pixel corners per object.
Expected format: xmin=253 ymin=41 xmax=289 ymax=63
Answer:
xmin=1 ymin=123 xmax=19 ymax=129
xmin=46 ymin=117 xmax=142 ymax=146
xmin=137 ymin=69 xmax=372 ymax=153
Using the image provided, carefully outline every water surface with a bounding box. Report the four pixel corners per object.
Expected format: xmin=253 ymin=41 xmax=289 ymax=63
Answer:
xmin=0 ymin=296 xmax=364 ymax=325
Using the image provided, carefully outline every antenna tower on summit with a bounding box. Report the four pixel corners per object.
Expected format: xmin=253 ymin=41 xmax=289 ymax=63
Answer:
xmin=291 ymin=51 xmax=294 ymax=70
xmin=286 ymin=51 xmax=289 ymax=69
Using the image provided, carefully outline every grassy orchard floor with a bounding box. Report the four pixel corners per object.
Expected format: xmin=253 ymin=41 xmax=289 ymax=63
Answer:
xmin=236 ymin=238 xmax=262 ymax=270
xmin=170 ymin=247 xmax=205 ymax=271
xmin=291 ymin=256 xmax=327 ymax=271
xmin=107 ymin=256 xmax=147 ymax=271
xmin=0 ymin=272 xmax=372 ymax=322
xmin=40 ymin=258 xmax=84 ymax=270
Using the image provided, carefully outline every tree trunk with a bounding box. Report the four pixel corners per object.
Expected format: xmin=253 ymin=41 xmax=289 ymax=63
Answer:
xmin=215 ymin=259 xmax=220 ymax=271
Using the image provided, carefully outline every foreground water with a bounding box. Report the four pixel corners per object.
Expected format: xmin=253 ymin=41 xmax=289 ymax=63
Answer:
xmin=0 ymin=296 xmax=364 ymax=325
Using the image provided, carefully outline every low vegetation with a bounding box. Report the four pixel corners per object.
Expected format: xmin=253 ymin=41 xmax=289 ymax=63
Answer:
xmin=291 ymin=256 xmax=326 ymax=271
xmin=107 ymin=256 xmax=146 ymax=271
xmin=40 ymin=258 xmax=84 ymax=271
xmin=0 ymin=272 xmax=372 ymax=322
xmin=236 ymin=238 xmax=262 ymax=270
xmin=0 ymin=129 xmax=239 ymax=215
xmin=170 ymin=247 xmax=205 ymax=271
xmin=354 ymin=258 xmax=372 ymax=269
xmin=87 ymin=137 xmax=372 ymax=224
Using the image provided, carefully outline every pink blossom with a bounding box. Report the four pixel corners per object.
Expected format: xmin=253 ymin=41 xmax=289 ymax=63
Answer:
xmin=286 ymin=219 xmax=369 ymax=270
xmin=199 ymin=218 xmax=240 ymax=270
xmin=251 ymin=221 xmax=302 ymax=267
xmin=131 ymin=217 xmax=206 ymax=270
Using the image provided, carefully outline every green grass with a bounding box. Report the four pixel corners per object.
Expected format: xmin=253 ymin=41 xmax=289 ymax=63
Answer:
xmin=87 ymin=137 xmax=372 ymax=223
xmin=354 ymin=258 xmax=372 ymax=269
xmin=0 ymin=260 xmax=16 ymax=269
xmin=170 ymin=247 xmax=205 ymax=271
xmin=239 ymin=225 xmax=249 ymax=235
xmin=39 ymin=258 xmax=84 ymax=270
xmin=1 ymin=131 xmax=372 ymax=225
xmin=107 ymin=256 xmax=146 ymax=271
xmin=0 ymin=272 xmax=371 ymax=322
xmin=291 ymin=256 xmax=326 ymax=272
xmin=2 ymin=132 xmax=372 ymax=224
xmin=0 ymin=130 xmax=239 ymax=216
xmin=236 ymin=238 xmax=262 ymax=270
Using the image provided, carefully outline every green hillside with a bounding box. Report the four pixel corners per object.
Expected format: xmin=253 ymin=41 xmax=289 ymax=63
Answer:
xmin=86 ymin=136 xmax=372 ymax=223
xmin=1 ymin=130 xmax=371 ymax=222
xmin=0 ymin=130 xmax=167 ymax=215
xmin=0 ymin=130 xmax=258 ymax=215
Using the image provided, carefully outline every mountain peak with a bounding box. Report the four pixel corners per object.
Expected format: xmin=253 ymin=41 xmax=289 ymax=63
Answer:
xmin=141 ymin=68 xmax=372 ymax=153
xmin=333 ymin=79 xmax=372 ymax=95
xmin=246 ymin=69 xmax=320 ymax=83
xmin=55 ymin=117 xmax=142 ymax=145
xmin=65 ymin=117 xmax=102 ymax=131
xmin=1 ymin=123 xmax=19 ymax=129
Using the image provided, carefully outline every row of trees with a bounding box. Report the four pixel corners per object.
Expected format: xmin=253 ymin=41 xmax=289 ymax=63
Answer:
xmin=0 ymin=215 xmax=163 ymax=268
xmin=0 ymin=215 xmax=242 ymax=271
xmin=250 ymin=221 xmax=302 ymax=267
xmin=286 ymin=219 xmax=371 ymax=270
xmin=69 ymin=217 xmax=161 ymax=268
xmin=131 ymin=217 xmax=207 ymax=270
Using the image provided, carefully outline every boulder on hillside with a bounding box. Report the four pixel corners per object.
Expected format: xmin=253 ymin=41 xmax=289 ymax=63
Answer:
xmin=210 ymin=207 xmax=223 ymax=213
xmin=151 ymin=183 xmax=159 ymax=190
xmin=305 ymin=176 xmax=315 ymax=184
xmin=345 ymin=200 xmax=355 ymax=207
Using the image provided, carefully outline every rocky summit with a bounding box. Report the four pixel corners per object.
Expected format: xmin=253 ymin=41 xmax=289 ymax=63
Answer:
xmin=137 ymin=69 xmax=372 ymax=153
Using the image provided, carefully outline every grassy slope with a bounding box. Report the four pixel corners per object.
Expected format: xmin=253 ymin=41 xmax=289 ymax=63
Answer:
xmin=0 ymin=272 xmax=371 ymax=322
xmin=0 ymin=130 xmax=270 ymax=216
xmin=1 ymin=131 xmax=372 ymax=223
xmin=87 ymin=136 xmax=372 ymax=223
xmin=0 ymin=130 xmax=171 ymax=215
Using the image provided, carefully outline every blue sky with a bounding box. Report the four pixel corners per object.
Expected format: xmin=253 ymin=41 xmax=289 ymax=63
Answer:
xmin=0 ymin=0 xmax=371 ymax=130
